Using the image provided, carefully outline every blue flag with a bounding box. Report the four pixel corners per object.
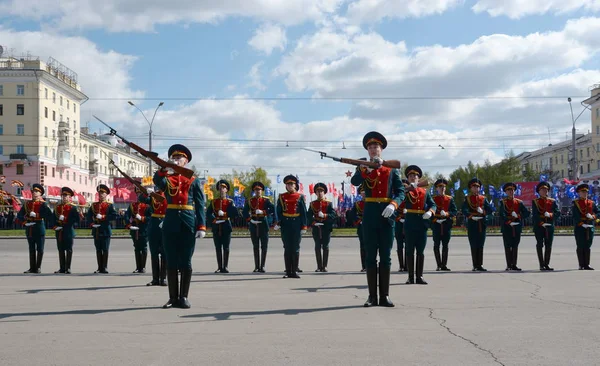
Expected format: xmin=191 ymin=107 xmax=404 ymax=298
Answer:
xmin=540 ymin=174 xmax=548 ymax=182
xmin=450 ymin=188 xmax=455 ymax=197
xmin=463 ymin=189 xmax=468 ymax=196
xmin=489 ymin=185 xmax=496 ymax=198
xmin=265 ymin=187 xmax=272 ymax=196
xmin=454 ymin=180 xmax=460 ymax=190
xmin=276 ymin=175 xmax=281 ymax=184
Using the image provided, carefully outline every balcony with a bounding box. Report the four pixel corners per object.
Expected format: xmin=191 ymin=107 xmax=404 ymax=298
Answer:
xmin=9 ymin=153 xmax=28 ymax=162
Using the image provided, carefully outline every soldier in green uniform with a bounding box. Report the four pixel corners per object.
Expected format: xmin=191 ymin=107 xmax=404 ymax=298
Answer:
xmin=142 ymin=187 xmax=168 ymax=286
xmin=17 ymin=184 xmax=52 ymax=273
xmin=394 ymin=179 xmax=409 ymax=272
xmin=532 ymin=182 xmax=560 ymax=271
xmin=432 ymin=178 xmax=458 ymax=271
xmin=154 ymin=144 xmax=206 ymax=308
xmin=206 ymin=180 xmax=239 ymax=273
xmin=275 ymin=175 xmax=307 ymax=279
xmin=50 ymin=187 xmax=81 ymax=274
xmin=124 ymin=185 xmax=151 ymax=273
xmin=351 ymin=131 xmax=404 ymax=307
xmin=403 ymin=165 xmax=436 ymax=285
xmin=243 ymin=181 xmax=276 ymax=272
xmin=572 ymin=183 xmax=598 ymax=270
xmin=307 ymin=182 xmax=337 ymax=272
xmin=350 ymin=185 xmax=366 ymax=271
xmin=499 ymin=182 xmax=531 ymax=271
xmin=461 ymin=178 xmax=493 ymax=271
xmin=86 ymin=184 xmax=118 ymax=274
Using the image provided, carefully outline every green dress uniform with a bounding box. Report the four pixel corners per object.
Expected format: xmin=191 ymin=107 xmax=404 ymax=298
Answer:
xmin=86 ymin=184 xmax=118 ymax=274
xmin=50 ymin=187 xmax=81 ymax=274
xmin=307 ymin=183 xmax=337 ymax=272
xmin=394 ymin=202 xmax=406 ymax=272
xmin=276 ymin=175 xmax=307 ymax=279
xmin=572 ymin=184 xmax=598 ymax=270
xmin=499 ymin=183 xmax=531 ymax=271
xmin=242 ymin=181 xmax=276 ymax=272
xmin=532 ymin=181 xmax=560 ymax=271
xmin=350 ymin=199 xmax=366 ymax=271
xmin=153 ymin=144 xmax=206 ymax=309
xmin=142 ymin=191 xmax=168 ymax=286
xmin=432 ymin=181 xmax=458 ymax=271
xmin=207 ymin=180 xmax=240 ymax=273
xmin=461 ymin=178 xmax=493 ymax=271
xmin=124 ymin=197 xmax=152 ymax=273
xmin=17 ymin=184 xmax=52 ymax=273
xmin=350 ymin=131 xmax=404 ymax=307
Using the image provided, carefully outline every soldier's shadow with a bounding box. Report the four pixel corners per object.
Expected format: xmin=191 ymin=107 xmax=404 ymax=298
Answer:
xmin=17 ymin=284 xmax=145 ymax=294
xmin=0 ymin=306 xmax=155 ymax=320
xmin=179 ymin=305 xmax=359 ymax=321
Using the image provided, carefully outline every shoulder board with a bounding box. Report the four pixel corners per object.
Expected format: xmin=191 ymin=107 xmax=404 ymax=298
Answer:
xmin=445 ymin=195 xmax=452 ymax=199
xmin=547 ymin=198 xmax=555 ymax=202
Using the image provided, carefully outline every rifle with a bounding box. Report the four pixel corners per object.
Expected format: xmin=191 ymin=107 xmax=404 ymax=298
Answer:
xmin=303 ymin=148 xmax=401 ymax=169
xmin=109 ymin=160 xmax=166 ymax=203
xmin=93 ymin=115 xmax=195 ymax=179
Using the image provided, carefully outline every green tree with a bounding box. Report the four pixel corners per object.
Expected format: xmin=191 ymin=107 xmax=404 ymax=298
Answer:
xmin=217 ymin=167 xmax=272 ymax=201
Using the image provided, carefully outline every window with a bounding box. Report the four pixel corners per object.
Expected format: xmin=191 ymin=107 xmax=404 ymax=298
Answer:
xmin=44 ymin=166 xmax=47 ymax=176
xmin=0 ymin=104 xmax=3 ymax=115
xmin=60 ymin=114 xmax=63 ymax=122
xmin=60 ymin=96 xmax=63 ymax=106
xmin=74 ymin=104 xmax=76 ymax=113
xmin=65 ymin=135 xmax=69 ymax=143
xmin=561 ymin=169 xmax=564 ymax=177
xmin=0 ymin=124 xmax=3 ymax=135
xmin=580 ymin=150 xmax=583 ymax=159
xmin=0 ymin=145 xmax=2 ymax=155
xmin=580 ymin=166 xmax=583 ymax=174
xmin=73 ymin=120 xmax=76 ymax=131
xmin=85 ymin=176 xmax=87 ymax=185
xmin=66 ymin=171 xmax=69 ymax=180
xmin=52 ymin=149 xmax=55 ymax=158
xmin=0 ymin=165 xmax=2 ymax=174
xmin=52 ymin=110 xmax=56 ymax=121
xmin=16 ymin=145 xmax=24 ymax=154
xmin=44 ymin=127 xmax=48 ymax=138
xmin=588 ymin=164 xmax=591 ymax=173
xmin=52 ymin=130 xmax=55 ymax=140
xmin=45 ymin=88 xmax=48 ymax=99
xmin=555 ymin=156 xmax=557 ymax=164
xmin=587 ymin=147 xmax=590 ymax=157
xmin=597 ymin=126 xmax=599 ymax=135
xmin=73 ymin=137 xmax=76 ymax=146
xmin=17 ymin=124 xmax=24 ymax=135
xmin=16 ymin=85 xmax=24 ymax=96
xmin=44 ymin=107 xmax=48 ymax=118
xmin=44 ymin=146 xmax=48 ymax=157
xmin=73 ymin=172 xmax=76 ymax=182
xmin=0 ymin=85 xmax=3 ymax=95
xmin=597 ymin=108 xmax=600 ymax=119
xmin=67 ymin=100 xmax=70 ymax=109
xmin=16 ymin=164 xmax=23 ymax=175
xmin=52 ymin=92 xmax=56 ymax=103
xmin=561 ymin=154 xmax=564 ymax=164
xmin=79 ymin=176 xmax=82 ymax=184
xmin=17 ymin=104 xmax=24 ymax=115
xmin=52 ymin=167 xmax=55 ymax=177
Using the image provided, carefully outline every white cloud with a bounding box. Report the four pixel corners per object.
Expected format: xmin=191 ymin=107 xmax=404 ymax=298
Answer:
xmin=472 ymin=0 xmax=600 ymax=19
xmin=248 ymin=23 xmax=287 ymax=55
xmin=247 ymin=62 xmax=267 ymax=91
xmin=347 ymin=0 xmax=464 ymax=23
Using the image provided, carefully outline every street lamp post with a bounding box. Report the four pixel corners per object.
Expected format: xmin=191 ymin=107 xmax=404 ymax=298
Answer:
xmin=128 ymin=101 xmax=164 ymax=175
xmin=568 ymin=97 xmax=591 ymax=181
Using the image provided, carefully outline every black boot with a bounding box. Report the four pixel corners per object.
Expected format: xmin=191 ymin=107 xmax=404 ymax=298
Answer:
xmin=511 ymin=247 xmax=521 ymax=271
xmin=416 ymin=254 xmax=428 ymax=285
xmin=470 ymin=246 xmax=477 ymax=271
xmin=179 ymin=269 xmax=192 ymax=308
xmin=140 ymin=251 xmax=147 ymax=273
xmin=360 ymin=249 xmax=366 ymax=272
xmin=222 ymin=250 xmax=230 ymax=273
xmin=133 ymin=251 xmax=142 ymax=273
xmin=163 ymin=269 xmax=179 ymax=309
xmin=214 ymin=247 xmax=223 ymax=273
xmin=536 ymin=246 xmax=546 ymax=271
xmin=283 ymin=252 xmax=291 ymax=278
xmin=159 ymin=256 xmax=167 ymax=286
xmin=253 ymin=247 xmax=260 ymax=272
xmin=405 ymin=255 xmax=415 ymax=284
xmin=295 ymin=252 xmax=303 ymax=273
xmin=504 ymin=246 xmax=512 ymax=271
xmin=397 ymin=249 xmax=406 ymax=272
xmin=289 ymin=253 xmax=300 ymax=278
xmin=378 ymin=266 xmax=394 ymax=307
xmin=260 ymin=249 xmax=267 ymax=273
xmin=101 ymin=251 xmax=109 ymax=273
xmin=65 ymin=250 xmax=72 ymax=274
xmin=147 ymin=255 xmax=160 ymax=286
xmin=94 ymin=250 xmax=103 ymax=273
xmin=433 ymin=246 xmax=442 ymax=271
xmin=577 ymin=248 xmax=584 ymax=270
xmin=364 ymin=267 xmax=378 ymax=307
xmin=477 ymin=247 xmax=487 ymax=271
xmin=322 ymin=248 xmax=329 ymax=272
xmin=585 ymin=248 xmax=594 ymax=270
xmin=35 ymin=252 xmax=44 ymax=273
xmin=315 ymin=248 xmax=323 ymax=272
xmin=441 ymin=246 xmax=451 ymax=271
xmin=24 ymin=250 xmax=37 ymax=273
xmin=55 ymin=250 xmax=66 ymax=273
xmin=544 ymin=246 xmax=554 ymax=271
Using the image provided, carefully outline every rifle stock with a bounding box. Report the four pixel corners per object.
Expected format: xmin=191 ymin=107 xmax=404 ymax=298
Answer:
xmin=339 ymin=157 xmax=401 ymax=169
xmin=109 ymin=160 xmax=165 ymax=203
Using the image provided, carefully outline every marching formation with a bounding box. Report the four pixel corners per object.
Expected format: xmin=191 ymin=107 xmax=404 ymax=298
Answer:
xmin=11 ymin=131 xmax=599 ymax=310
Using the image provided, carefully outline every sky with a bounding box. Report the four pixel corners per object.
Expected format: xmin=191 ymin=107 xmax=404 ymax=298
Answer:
xmin=1 ymin=0 xmax=599 ymax=192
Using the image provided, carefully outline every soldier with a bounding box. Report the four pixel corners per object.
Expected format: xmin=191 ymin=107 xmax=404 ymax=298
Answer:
xmin=207 ymin=180 xmax=239 ymax=273
xmin=145 ymin=187 xmax=168 ymax=286
xmin=86 ymin=184 xmax=118 ymax=274
xmin=350 ymin=185 xmax=366 ymax=271
xmin=394 ymin=179 xmax=409 ymax=272
xmin=153 ymin=144 xmax=206 ymax=308
xmin=432 ymin=178 xmax=458 ymax=271
xmin=572 ymin=183 xmax=598 ymax=270
xmin=124 ymin=185 xmax=151 ymax=273
xmin=242 ymin=181 xmax=276 ymax=272
xmin=462 ymin=178 xmax=493 ymax=271
xmin=307 ymin=182 xmax=336 ymax=272
xmin=351 ymin=131 xmax=404 ymax=307
xmin=403 ymin=165 xmax=436 ymax=285
xmin=50 ymin=187 xmax=81 ymax=274
xmin=275 ymin=175 xmax=307 ymax=279
xmin=499 ymin=182 xmax=531 ymax=271
xmin=532 ymin=182 xmax=560 ymax=271
xmin=17 ymin=183 xmax=52 ymax=273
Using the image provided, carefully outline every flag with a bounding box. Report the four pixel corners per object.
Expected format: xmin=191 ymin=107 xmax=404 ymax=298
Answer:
xmin=265 ymin=187 xmax=272 ymax=196
xmin=462 ymin=189 xmax=468 ymax=196
xmin=489 ymin=185 xmax=496 ymax=198
xmin=540 ymin=174 xmax=548 ymax=182
xmin=309 ymin=183 xmax=314 ymax=195
xmin=450 ymin=188 xmax=455 ymax=197
xmin=454 ymin=180 xmax=460 ymax=190
xmin=276 ymin=175 xmax=281 ymax=184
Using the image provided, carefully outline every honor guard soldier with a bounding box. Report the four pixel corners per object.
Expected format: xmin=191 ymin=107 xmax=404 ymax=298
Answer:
xmin=499 ymin=182 xmax=531 ymax=271
xmin=153 ymin=144 xmax=206 ymax=309
xmin=144 ymin=187 xmax=168 ymax=286
xmin=125 ymin=184 xmax=151 ymax=273
xmin=275 ymin=175 xmax=307 ymax=279
xmin=243 ymin=181 xmax=276 ymax=272
xmin=572 ymin=183 xmax=598 ymax=270
xmin=432 ymin=178 xmax=458 ymax=271
xmin=86 ymin=184 xmax=117 ymax=274
xmin=50 ymin=187 xmax=81 ymax=274
xmin=532 ymin=182 xmax=560 ymax=271
xmin=462 ymin=178 xmax=493 ymax=271
xmin=351 ymin=131 xmax=404 ymax=307
xmin=17 ymin=183 xmax=52 ymax=273
xmin=394 ymin=179 xmax=409 ymax=272
xmin=403 ymin=165 xmax=436 ymax=285
xmin=350 ymin=185 xmax=366 ymax=271
xmin=307 ymin=183 xmax=336 ymax=272
xmin=207 ymin=180 xmax=239 ymax=273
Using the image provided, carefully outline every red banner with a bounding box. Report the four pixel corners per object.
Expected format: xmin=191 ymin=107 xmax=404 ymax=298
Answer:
xmin=515 ymin=181 xmax=538 ymax=204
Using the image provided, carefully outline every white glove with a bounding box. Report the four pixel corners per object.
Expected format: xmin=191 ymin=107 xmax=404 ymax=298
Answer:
xmin=586 ymin=213 xmax=593 ymax=219
xmin=25 ymin=222 xmax=36 ymax=227
xmin=59 ymin=215 xmax=65 ymax=221
xmin=509 ymin=222 xmax=520 ymax=226
xmin=135 ymin=214 xmax=142 ymax=220
xmin=273 ymin=224 xmax=280 ymax=230
xmin=159 ymin=221 xmax=163 ymax=229
xmin=164 ymin=167 xmax=175 ymax=175
xmin=436 ymin=219 xmax=446 ymax=224
xmin=422 ymin=211 xmax=432 ymax=220
xmin=477 ymin=207 xmax=483 ymax=214
xmin=54 ymin=226 xmax=63 ymax=231
xmin=96 ymin=214 xmax=103 ymax=219
xmin=318 ymin=211 xmax=325 ymax=218
xmin=301 ymin=229 xmax=307 ymax=235
xmin=92 ymin=224 xmax=101 ymax=228
xmin=544 ymin=212 xmax=551 ymax=218
xmin=255 ymin=209 xmax=264 ymax=215
xmin=399 ymin=219 xmax=405 ymax=223
xmin=314 ymin=222 xmax=324 ymax=226
xmin=195 ymin=230 xmax=206 ymax=238
xmin=146 ymin=187 xmax=154 ymax=194
xmin=403 ymin=209 xmax=407 ymax=214
xmin=215 ymin=220 xmax=226 ymax=224
xmin=542 ymin=223 xmax=553 ymax=227
xmin=471 ymin=216 xmax=483 ymax=221
xmin=218 ymin=210 xmax=224 ymax=217
xmin=440 ymin=210 xmax=447 ymax=217
xmin=129 ymin=226 xmax=139 ymax=231
xmin=582 ymin=224 xmax=593 ymax=229
xmin=29 ymin=211 xmax=37 ymax=218
xmin=511 ymin=211 xmax=518 ymax=218
xmin=411 ymin=182 xmax=418 ymax=188
xmin=382 ymin=204 xmax=395 ymax=218
xmin=250 ymin=219 xmax=260 ymax=224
